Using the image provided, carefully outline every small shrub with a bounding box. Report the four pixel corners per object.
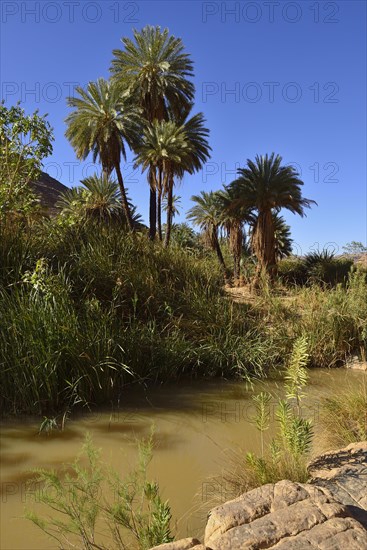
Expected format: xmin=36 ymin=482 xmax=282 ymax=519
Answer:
xmin=26 ymin=432 xmax=173 ymax=550
xmin=304 ymin=250 xmax=353 ymax=287
xmin=278 ymin=253 xmax=353 ymax=288
xmin=278 ymin=257 xmax=308 ymax=286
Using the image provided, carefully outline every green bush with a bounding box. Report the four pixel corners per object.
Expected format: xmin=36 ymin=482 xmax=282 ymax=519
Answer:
xmin=277 ymin=257 xmax=308 ymax=286
xmin=26 ymin=433 xmax=174 ymax=550
xmin=1 ymin=217 xmax=367 ymax=416
xmin=304 ymin=251 xmax=353 ymax=286
xmin=278 ymin=254 xmax=354 ymax=287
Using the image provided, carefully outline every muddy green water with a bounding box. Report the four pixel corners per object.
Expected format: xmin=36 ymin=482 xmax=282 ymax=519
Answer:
xmin=1 ymin=369 xmax=366 ymax=549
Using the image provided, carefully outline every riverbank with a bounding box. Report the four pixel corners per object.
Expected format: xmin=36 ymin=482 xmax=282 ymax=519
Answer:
xmin=1 ymin=224 xmax=366 ymax=417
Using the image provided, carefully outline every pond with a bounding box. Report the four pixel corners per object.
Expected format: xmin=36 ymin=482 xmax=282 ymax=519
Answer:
xmin=1 ymin=368 xmax=365 ymax=549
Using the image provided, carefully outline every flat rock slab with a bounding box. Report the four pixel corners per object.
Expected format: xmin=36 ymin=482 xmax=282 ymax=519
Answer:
xmin=149 ymin=538 xmax=202 ymax=550
xmin=204 ymin=479 xmax=367 ymax=549
xmin=308 ymin=441 xmax=367 ymax=528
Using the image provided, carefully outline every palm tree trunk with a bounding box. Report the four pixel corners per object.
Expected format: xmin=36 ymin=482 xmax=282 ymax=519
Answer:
xmin=157 ymin=189 xmax=163 ymax=241
xmin=164 ymin=176 xmax=173 ymax=248
xmin=233 ymin=253 xmax=241 ymax=284
xmin=115 ymin=163 xmax=134 ymax=232
xmin=252 ymin=210 xmax=276 ymax=288
xmin=211 ymin=226 xmax=228 ymax=275
xmin=230 ymin=223 xmax=243 ymax=285
xmin=157 ymin=167 xmax=163 ymax=241
xmin=148 ymin=168 xmax=157 ymax=241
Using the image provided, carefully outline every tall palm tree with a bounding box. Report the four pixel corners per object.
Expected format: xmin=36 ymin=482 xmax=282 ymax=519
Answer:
xmin=163 ymin=111 xmax=211 ymax=248
xmin=134 ymin=113 xmax=210 ymax=246
xmin=229 ymin=153 xmax=316 ymax=284
xmin=65 ymin=78 xmax=139 ymax=231
xmin=218 ymin=187 xmax=252 ymax=283
xmin=163 ymin=194 xmax=181 ymax=220
xmin=110 ymin=26 xmax=195 ymax=239
xmin=273 ymin=213 xmax=293 ymax=260
xmin=134 ymin=119 xmax=186 ymax=241
xmin=187 ymin=191 xmax=227 ymax=274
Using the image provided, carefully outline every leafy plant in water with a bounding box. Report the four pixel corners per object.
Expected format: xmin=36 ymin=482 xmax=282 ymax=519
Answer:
xmin=25 ymin=431 xmax=173 ymax=549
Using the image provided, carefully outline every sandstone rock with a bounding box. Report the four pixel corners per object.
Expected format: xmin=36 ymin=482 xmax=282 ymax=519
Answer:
xmin=271 ymin=516 xmax=367 ymax=549
xmin=150 ymin=443 xmax=367 ymax=550
xmin=204 ymin=479 xmax=364 ymax=549
xmin=308 ymin=441 xmax=367 ymax=528
xmin=149 ymin=538 xmax=202 ymax=550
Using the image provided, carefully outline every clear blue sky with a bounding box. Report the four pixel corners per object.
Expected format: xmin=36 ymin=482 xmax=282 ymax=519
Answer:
xmin=1 ymin=0 xmax=366 ymax=253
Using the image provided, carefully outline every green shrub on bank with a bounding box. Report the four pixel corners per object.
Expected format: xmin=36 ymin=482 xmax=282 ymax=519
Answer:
xmin=278 ymin=253 xmax=354 ymax=287
xmin=246 ymin=267 xmax=367 ymax=368
xmin=0 ymin=221 xmax=272 ymax=415
xmin=294 ymin=269 xmax=367 ymax=366
xmin=277 ymin=257 xmax=308 ymax=286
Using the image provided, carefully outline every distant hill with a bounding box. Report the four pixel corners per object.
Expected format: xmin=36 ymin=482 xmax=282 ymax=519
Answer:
xmin=31 ymin=172 xmax=68 ymax=214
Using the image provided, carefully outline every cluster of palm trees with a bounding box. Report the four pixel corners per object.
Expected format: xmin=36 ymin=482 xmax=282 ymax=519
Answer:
xmin=64 ymin=25 xmax=316 ymax=285
xmin=65 ymin=26 xmax=211 ymax=246
xmin=188 ymin=153 xmax=316 ymax=286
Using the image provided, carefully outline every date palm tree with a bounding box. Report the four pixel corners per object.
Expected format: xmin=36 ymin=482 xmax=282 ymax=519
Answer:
xmin=218 ymin=187 xmax=253 ymax=283
xmin=187 ymin=190 xmax=227 ymax=274
xmin=163 ymin=194 xmax=181 ymax=220
xmin=57 ymin=173 xmax=142 ymax=228
xmin=229 ymin=153 xmax=316 ymax=285
xmin=65 ymin=78 xmax=139 ymax=231
xmin=163 ymin=111 xmax=211 ymax=247
xmin=134 ymin=112 xmax=210 ymax=246
xmin=134 ymin=119 xmax=186 ymax=241
xmin=111 ymin=26 xmax=195 ymax=239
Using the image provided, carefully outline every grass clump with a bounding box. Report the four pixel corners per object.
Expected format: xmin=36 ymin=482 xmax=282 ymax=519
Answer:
xmin=246 ymin=268 xmax=367 ymax=369
xmin=294 ymin=269 xmax=367 ymax=366
xmin=320 ymin=384 xmax=367 ymax=448
xmin=26 ymin=432 xmax=173 ymax=550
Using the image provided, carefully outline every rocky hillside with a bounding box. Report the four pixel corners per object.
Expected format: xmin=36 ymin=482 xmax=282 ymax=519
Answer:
xmin=31 ymin=171 xmax=68 ymax=214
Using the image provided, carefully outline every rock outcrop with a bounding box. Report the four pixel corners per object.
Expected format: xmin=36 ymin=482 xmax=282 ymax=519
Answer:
xmin=151 ymin=442 xmax=367 ymax=550
xmin=31 ymin=171 xmax=68 ymax=214
xmin=204 ymin=479 xmax=367 ymax=549
xmin=308 ymin=441 xmax=367 ymax=529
